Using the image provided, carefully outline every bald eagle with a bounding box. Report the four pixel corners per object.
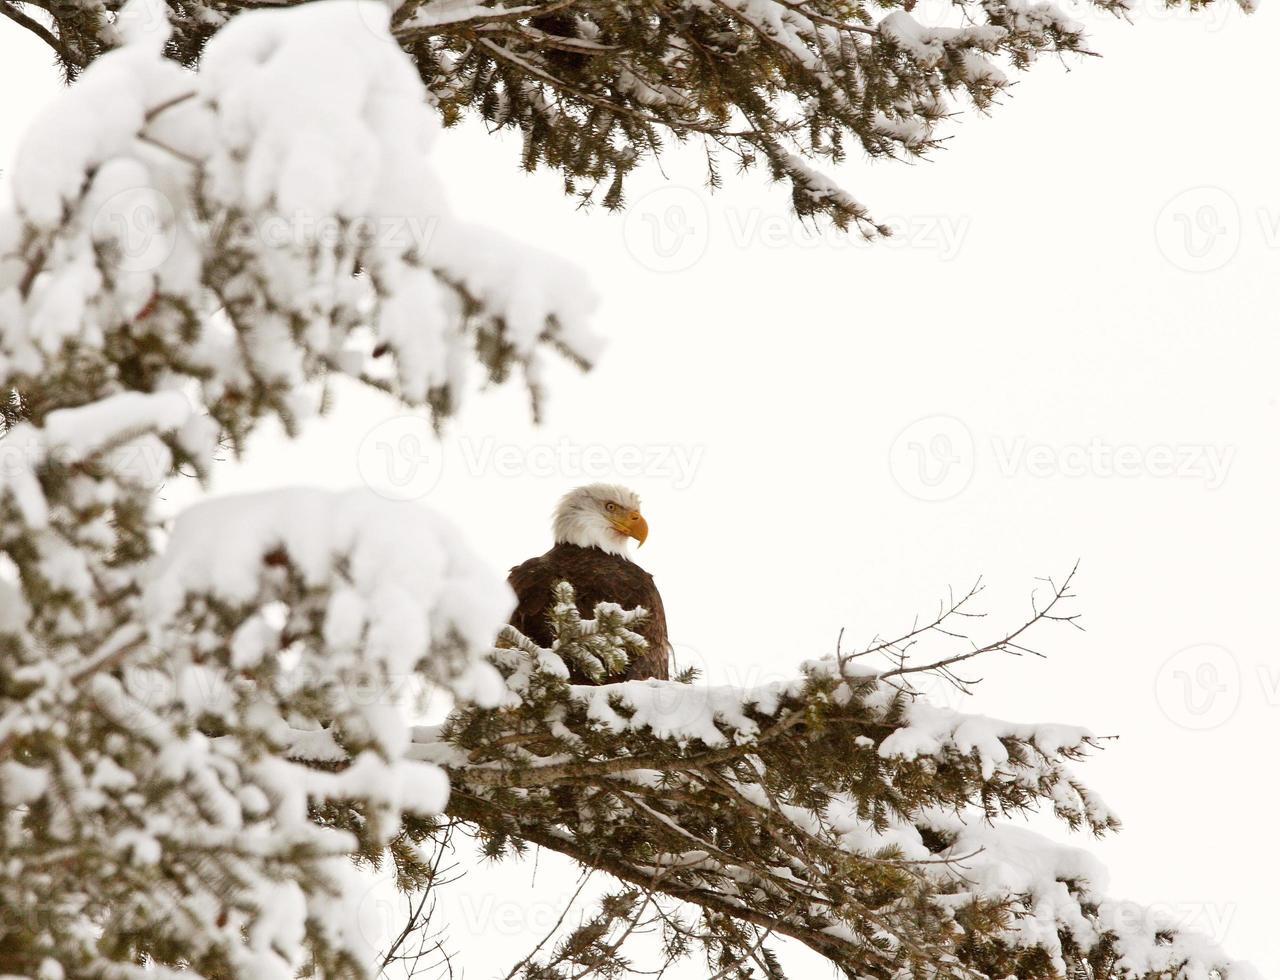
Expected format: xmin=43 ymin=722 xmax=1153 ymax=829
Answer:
xmin=508 ymin=484 xmax=671 ymax=683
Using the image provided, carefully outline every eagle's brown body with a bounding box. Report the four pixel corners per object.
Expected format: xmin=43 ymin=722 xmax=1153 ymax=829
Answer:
xmin=507 ymin=543 xmax=671 ymax=683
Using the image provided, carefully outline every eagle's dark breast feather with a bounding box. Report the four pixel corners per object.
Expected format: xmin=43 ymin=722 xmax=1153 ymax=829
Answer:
xmin=507 ymin=543 xmax=670 ymax=683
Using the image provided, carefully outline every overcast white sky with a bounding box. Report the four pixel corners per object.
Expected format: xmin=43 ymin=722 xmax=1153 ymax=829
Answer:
xmin=3 ymin=3 xmax=1278 ymax=976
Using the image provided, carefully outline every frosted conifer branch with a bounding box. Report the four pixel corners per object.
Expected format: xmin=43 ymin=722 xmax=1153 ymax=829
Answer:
xmin=411 ymin=574 xmax=1259 ymax=980
xmin=1 ymin=0 xmax=1251 ymax=231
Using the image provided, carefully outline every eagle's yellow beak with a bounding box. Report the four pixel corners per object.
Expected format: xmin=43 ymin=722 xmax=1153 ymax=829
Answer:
xmin=612 ymin=510 xmax=648 ymax=546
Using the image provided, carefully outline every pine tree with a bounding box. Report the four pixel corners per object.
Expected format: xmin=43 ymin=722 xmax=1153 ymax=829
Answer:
xmin=0 ymin=0 xmax=1261 ymax=978
xmin=422 ymin=576 xmax=1253 ymax=980
xmin=0 ymin=1 xmax=580 ymax=974
xmin=5 ymin=0 xmax=1253 ymax=233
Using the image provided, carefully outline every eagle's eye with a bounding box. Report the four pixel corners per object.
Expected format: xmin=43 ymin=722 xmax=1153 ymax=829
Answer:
xmin=605 ymin=502 xmax=616 ymax=512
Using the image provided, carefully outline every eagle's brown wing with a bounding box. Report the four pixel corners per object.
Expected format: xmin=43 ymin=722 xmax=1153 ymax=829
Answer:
xmin=507 ymin=543 xmax=670 ymax=683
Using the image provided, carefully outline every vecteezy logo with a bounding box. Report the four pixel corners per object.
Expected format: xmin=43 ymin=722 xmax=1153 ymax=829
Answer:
xmin=888 ymin=415 xmax=975 ymax=502
xmin=1154 ymin=186 xmax=1241 ymax=273
xmin=1154 ymin=643 xmax=1241 ymax=731
xmin=353 ymin=871 xmax=408 ymax=948
xmin=622 ymin=186 xmax=710 ymax=273
xmin=91 ymin=186 xmax=178 ymax=274
xmin=356 ymin=415 xmax=444 ymax=501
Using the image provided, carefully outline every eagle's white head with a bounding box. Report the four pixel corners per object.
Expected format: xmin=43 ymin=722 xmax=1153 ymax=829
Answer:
xmin=552 ymin=483 xmax=648 ymax=557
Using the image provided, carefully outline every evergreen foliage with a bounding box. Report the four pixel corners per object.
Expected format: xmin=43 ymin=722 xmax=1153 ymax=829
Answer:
xmin=416 ymin=578 xmax=1252 ymax=980
xmin=4 ymin=0 xmax=1253 ymax=231
xmin=0 ymin=0 xmax=1261 ymax=977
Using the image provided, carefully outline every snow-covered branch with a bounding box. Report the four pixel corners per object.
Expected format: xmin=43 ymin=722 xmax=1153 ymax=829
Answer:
xmin=0 ymin=2 xmax=1263 ymax=977
xmin=0 ymin=2 xmax=590 ymax=975
xmin=2 ymin=0 xmax=1254 ymax=231
xmin=418 ymin=581 xmax=1259 ymax=980
xmin=1 ymin=0 xmax=598 ymax=446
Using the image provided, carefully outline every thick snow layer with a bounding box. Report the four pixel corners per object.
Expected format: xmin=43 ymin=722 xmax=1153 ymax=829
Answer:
xmin=1 ymin=0 xmax=599 ymax=424
xmin=43 ymin=391 xmax=192 ymax=462
xmin=0 ymin=392 xmax=192 ymax=533
xmin=572 ymin=678 xmax=788 ymax=745
xmin=144 ymin=487 xmax=514 ymax=694
xmin=880 ymin=700 xmax=1089 ymax=773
